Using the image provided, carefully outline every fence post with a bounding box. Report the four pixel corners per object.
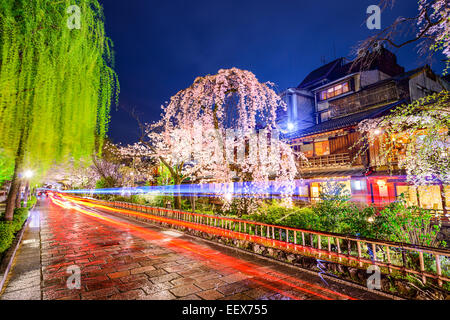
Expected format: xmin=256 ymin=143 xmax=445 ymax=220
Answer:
xmin=435 ymin=254 xmax=443 ymax=287
xmin=386 ymin=246 xmax=392 ymax=274
xmin=419 ymin=251 xmax=426 ymax=284
xmin=357 ymin=241 xmax=362 ymax=267
xmin=336 ymin=238 xmax=341 ymax=262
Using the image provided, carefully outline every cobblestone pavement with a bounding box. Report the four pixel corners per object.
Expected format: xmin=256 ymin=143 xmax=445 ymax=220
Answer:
xmin=3 ymin=199 xmax=389 ymax=300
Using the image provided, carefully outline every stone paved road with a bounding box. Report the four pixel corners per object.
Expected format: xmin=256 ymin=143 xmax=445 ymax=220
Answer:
xmin=2 ymin=198 xmax=390 ymax=300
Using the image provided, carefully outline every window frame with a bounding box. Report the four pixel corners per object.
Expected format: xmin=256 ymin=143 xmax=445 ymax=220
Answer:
xmin=318 ymin=80 xmax=351 ymax=101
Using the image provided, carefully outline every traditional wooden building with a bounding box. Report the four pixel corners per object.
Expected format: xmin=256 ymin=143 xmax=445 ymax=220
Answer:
xmin=279 ymin=48 xmax=450 ymax=212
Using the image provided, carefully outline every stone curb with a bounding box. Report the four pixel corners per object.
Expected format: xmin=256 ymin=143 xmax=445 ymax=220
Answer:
xmin=0 ymin=203 xmax=36 ymax=294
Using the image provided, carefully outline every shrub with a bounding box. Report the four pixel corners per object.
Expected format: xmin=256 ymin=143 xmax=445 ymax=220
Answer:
xmin=95 ymin=176 xmax=116 ymax=189
xmin=27 ymin=195 xmax=37 ymax=208
xmin=375 ymin=198 xmax=444 ymax=247
xmin=0 ymin=221 xmax=14 ymax=254
xmin=312 ymin=199 xmax=377 ymax=237
xmin=12 ymin=208 xmax=29 ymax=232
xmin=245 ymin=201 xmax=318 ymax=230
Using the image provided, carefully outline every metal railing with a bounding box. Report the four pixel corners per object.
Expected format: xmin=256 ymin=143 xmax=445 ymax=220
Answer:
xmin=71 ymin=196 xmax=450 ymax=288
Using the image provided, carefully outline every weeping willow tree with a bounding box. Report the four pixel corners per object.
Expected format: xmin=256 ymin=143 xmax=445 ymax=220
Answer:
xmin=0 ymin=0 xmax=119 ymax=220
xmin=0 ymin=149 xmax=14 ymax=187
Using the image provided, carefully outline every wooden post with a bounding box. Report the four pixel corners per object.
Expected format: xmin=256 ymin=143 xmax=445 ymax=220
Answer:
xmin=336 ymin=238 xmax=341 ymax=262
xmin=435 ymin=254 xmax=443 ymax=287
xmin=419 ymin=251 xmax=426 ymax=284
xmin=357 ymin=241 xmax=362 ymax=267
xmin=328 ymin=237 xmax=332 ymax=259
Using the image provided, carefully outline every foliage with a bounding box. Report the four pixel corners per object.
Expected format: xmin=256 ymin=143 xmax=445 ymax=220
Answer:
xmin=95 ymin=176 xmax=116 ymax=189
xmin=122 ymin=68 xmax=297 ymax=212
xmin=156 ymin=162 xmax=174 ymax=186
xmin=0 ymin=149 xmax=14 ymax=187
xmin=355 ymin=90 xmax=450 ymax=186
xmin=27 ymin=195 xmax=37 ymax=208
xmin=0 ymin=0 xmax=119 ymax=177
xmin=374 ymin=197 xmax=444 ymax=247
xmin=244 ymin=182 xmax=378 ymax=238
xmin=0 ymin=207 xmax=29 ymax=253
xmin=44 ymin=141 xmax=146 ymax=190
xmin=0 ymin=221 xmax=13 ymax=254
xmin=244 ymin=201 xmax=317 ymax=229
xmin=12 ymin=207 xmax=28 ymax=232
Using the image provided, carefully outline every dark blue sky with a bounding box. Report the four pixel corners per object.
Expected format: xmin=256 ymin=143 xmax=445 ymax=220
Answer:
xmin=102 ymin=0 xmax=445 ymax=144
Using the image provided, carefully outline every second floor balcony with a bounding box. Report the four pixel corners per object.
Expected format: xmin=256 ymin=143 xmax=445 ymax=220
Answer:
xmin=298 ymin=152 xmax=357 ymax=169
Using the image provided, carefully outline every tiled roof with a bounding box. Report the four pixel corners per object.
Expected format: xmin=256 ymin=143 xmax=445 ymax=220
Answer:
xmin=284 ymin=100 xmax=406 ymax=139
xmin=297 ymin=58 xmax=347 ymax=89
xmin=297 ymin=48 xmax=405 ymax=90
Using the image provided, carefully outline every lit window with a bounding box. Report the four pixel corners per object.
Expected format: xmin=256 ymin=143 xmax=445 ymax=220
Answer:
xmin=353 ymin=180 xmax=363 ymax=190
xmin=314 ymin=140 xmax=330 ymax=156
xmin=327 ymin=87 xmax=334 ymax=99
xmin=319 ymin=81 xmax=350 ymax=101
xmin=342 ymin=82 xmax=349 ymax=93
xmin=300 ymin=143 xmax=314 ymax=158
xmin=320 ymin=111 xmax=331 ymax=122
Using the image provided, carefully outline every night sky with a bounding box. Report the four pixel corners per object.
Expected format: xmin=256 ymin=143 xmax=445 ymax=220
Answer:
xmin=101 ymin=0 xmax=445 ymax=144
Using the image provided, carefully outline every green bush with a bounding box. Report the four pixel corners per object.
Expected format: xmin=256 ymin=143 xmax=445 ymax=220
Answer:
xmin=12 ymin=208 xmax=29 ymax=232
xmin=244 ymin=201 xmax=318 ymax=230
xmin=312 ymin=199 xmax=377 ymax=237
xmin=0 ymin=221 xmax=14 ymax=254
xmin=95 ymin=176 xmax=116 ymax=189
xmin=244 ymin=195 xmax=378 ymax=238
xmin=0 ymin=207 xmax=29 ymax=254
xmin=374 ymin=198 xmax=445 ymax=247
xmin=27 ymin=195 xmax=37 ymax=208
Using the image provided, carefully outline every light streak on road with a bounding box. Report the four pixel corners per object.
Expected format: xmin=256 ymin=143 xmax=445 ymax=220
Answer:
xmin=49 ymin=194 xmax=358 ymax=300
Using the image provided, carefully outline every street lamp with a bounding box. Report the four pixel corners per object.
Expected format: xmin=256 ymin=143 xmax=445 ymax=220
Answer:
xmin=287 ymin=122 xmax=295 ymax=131
xmin=23 ymin=170 xmax=33 ymax=179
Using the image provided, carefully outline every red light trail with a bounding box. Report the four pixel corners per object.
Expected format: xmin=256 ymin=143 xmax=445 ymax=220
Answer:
xmin=49 ymin=194 xmax=358 ymax=300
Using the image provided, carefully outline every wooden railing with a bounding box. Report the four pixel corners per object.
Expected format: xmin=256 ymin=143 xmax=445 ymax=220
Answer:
xmin=68 ymin=195 xmax=450 ymax=289
xmin=299 ymin=153 xmax=352 ymax=168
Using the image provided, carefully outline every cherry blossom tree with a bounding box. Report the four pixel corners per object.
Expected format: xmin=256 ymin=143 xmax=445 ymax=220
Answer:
xmin=352 ymin=1 xmax=449 ymax=215
xmin=122 ymin=68 xmax=298 ymax=213
xmin=354 ymin=90 xmax=449 ymax=187
xmin=45 ymin=140 xmax=145 ymax=190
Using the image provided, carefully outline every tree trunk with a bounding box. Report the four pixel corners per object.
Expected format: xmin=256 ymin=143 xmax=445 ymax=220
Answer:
xmin=23 ymin=180 xmax=30 ymax=207
xmin=440 ymin=184 xmax=447 ymax=215
xmin=15 ymin=180 xmax=22 ymax=208
xmin=174 ymin=178 xmax=182 ymax=210
xmin=5 ymin=167 xmax=22 ymax=221
xmin=4 ymin=141 xmax=25 ymax=221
